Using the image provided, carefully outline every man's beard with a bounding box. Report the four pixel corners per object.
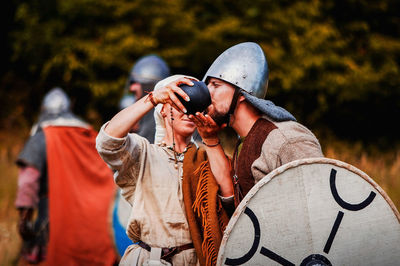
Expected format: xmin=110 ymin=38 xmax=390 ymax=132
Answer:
xmin=206 ymin=108 xmax=229 ymax=126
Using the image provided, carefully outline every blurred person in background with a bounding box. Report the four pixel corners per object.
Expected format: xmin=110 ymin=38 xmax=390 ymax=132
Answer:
xmin=118 ymin=54 xmax=170 ymax=143
xmin=15 ymin=87 xmax=117 ymax=265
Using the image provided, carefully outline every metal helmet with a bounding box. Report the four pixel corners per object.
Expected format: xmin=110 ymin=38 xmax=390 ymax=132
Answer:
xmin=203 ymin=42 xmax=269 ymax=99
xmin=41 ymin=87 xmax=71 ymax=115
xmin=128 ymin=54 xmax=170 ymax=85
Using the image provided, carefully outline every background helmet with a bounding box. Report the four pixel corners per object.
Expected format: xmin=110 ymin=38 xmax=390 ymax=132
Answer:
xmin=128 ymin=54 xmax=170 ymax=85
xmin=121 ymin=54 xmax=170 ymax=110
xmin=203 ymin=42 xmax=269 ymax=99
xmin=42 ymin=87 xmax=71 ymax=115
xmin=31 ymin=86 xmax=86 ymax=135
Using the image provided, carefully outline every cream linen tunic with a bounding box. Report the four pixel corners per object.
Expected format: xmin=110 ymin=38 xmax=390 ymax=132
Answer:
xmin=96 ymin=123 xmax=197 ymax=265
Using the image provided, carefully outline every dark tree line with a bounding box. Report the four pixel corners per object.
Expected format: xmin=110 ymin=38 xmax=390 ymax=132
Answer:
xmin=1 ymin=0 xmax=399 ymax=147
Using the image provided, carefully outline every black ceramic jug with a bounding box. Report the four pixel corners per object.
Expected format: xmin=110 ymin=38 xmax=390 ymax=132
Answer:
xmin=176 ymin=81 xmax=211 ymax=115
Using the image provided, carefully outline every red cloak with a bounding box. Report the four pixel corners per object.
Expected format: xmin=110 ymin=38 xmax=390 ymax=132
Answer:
xmin=44 ymin=126 xmax=117 ymax=265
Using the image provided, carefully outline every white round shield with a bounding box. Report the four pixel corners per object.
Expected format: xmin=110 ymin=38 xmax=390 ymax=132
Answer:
xmin=217 ymin=158 xmax=400 ymax=266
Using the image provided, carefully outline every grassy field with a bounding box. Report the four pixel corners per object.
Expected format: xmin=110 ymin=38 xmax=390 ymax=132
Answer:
xmin=0 ymin=130 xmax=399 ymax=265
xmin=0 ymin=131 xmax=24 ymax=266
xmin=321 ymin=138 xmax=400 ymax=209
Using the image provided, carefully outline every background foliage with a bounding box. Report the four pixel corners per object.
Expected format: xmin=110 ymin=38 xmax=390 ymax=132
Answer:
xmin=1 ymin=0 xmax=400 ymax=147
xmin=1 ymin=1 xmax=400 ymax=264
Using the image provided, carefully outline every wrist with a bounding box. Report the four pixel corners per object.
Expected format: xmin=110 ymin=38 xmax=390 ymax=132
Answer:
xmin=146 ymin=92 xmax=157 ymax=107
xmin=202 ymin=138 xmax=220 ymax=147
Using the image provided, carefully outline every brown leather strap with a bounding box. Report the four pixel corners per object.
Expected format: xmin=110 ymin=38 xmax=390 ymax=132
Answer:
xmin=138 ymin=241 xmax=194 ymax=262
xmin=138 ymin=241 xmax=151 ymax=252
xmin=232 ymin=138 xmax=243 ymax=207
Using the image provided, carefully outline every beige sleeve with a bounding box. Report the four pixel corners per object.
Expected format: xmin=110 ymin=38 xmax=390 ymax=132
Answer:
xmin=95 ymin=122 xmax=149 ymax=203
xmin=278 ymin=137 xmax=324 ymax=165
xmin=251 ymin=121 xmax=324 ymax=183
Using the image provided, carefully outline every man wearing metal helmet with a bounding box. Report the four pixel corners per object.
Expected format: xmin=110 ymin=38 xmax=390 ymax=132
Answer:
xmin=119 ymin=54 xmax=170 ymax=143
xmin=15 ymin=88 xmax=117 ymax=264
xmin=196 ymin=42 xmax=323 ymax=204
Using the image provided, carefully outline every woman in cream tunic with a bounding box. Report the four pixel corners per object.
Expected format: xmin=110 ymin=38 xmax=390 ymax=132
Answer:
xmin=96 ymin=76 xmax=233 ymax=265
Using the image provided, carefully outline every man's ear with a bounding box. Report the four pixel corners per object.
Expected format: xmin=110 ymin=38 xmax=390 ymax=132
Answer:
xmin=238 ymin=95 xmax=246 ymax=103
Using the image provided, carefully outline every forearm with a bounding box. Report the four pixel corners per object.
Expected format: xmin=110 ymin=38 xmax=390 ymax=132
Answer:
xmin=204 ymin=143 xmax=233 ymax=197
xmin=15 ymin=166 xmax=40 ymax=208
xmin=105 ymin=94 xmax=155 ymax=138
xmin=105 ymin=76 xmax=193 ymax=138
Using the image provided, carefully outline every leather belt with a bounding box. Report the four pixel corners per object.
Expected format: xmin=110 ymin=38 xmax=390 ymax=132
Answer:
xmin=138 ymin=241 xmax=194 ymax=263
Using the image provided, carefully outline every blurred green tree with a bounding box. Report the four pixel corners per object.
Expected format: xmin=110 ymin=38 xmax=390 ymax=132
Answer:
xmin=2 ymin=0 xmax=399 ymax=146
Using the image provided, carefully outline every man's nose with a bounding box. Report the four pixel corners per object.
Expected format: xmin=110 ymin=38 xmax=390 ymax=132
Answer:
xmin=207 ymin=85 xmax=214 ymax=97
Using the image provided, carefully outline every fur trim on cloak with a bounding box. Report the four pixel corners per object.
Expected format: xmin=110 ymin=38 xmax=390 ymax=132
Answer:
xmin=182 ymin=146 xmax=230 ymax=266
